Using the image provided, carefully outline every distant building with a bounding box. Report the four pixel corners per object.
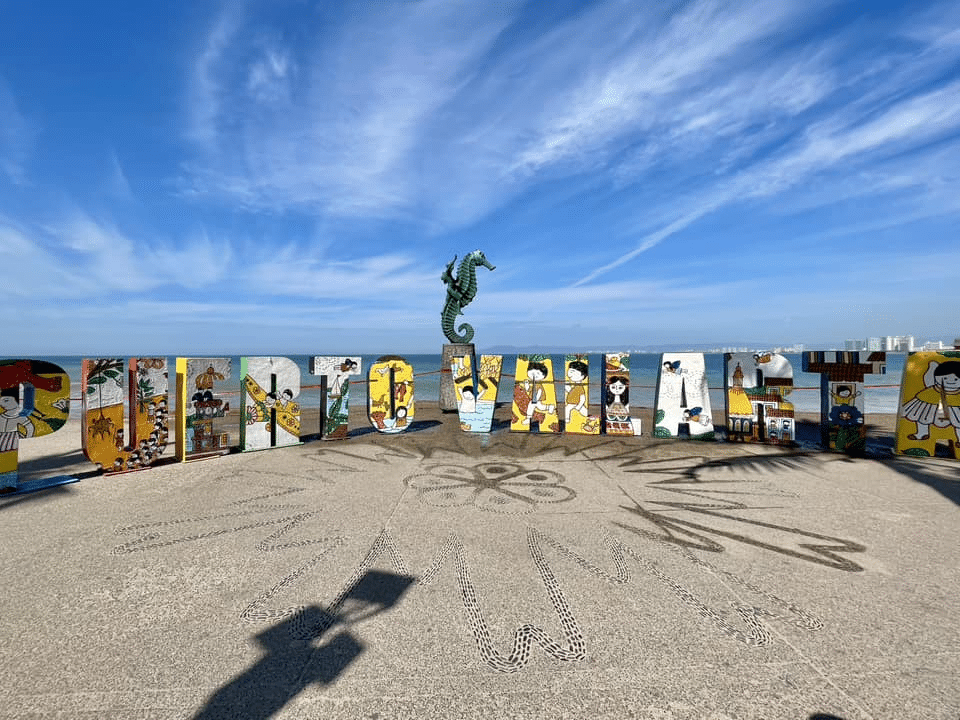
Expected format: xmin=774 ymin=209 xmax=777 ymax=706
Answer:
xmin=866 ymin=337 xmax=883 ymax=351
xmin=896 ymin=336 xmax=915 ymax=352
xmin=845 ymin=339 xmax=865 ymax=351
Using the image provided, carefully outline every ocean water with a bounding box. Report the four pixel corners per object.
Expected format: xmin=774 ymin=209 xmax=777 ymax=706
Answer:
xmin=25 ymin=352 xmax=905 ymax=414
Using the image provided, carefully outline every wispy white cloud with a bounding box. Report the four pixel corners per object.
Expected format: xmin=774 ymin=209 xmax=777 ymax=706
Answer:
xmin=574 ymin=32 xmax=960 ymax=286
xmin=6 ymin=209 xmax=442 ymax=309
xmin=183 ymin=0 xmax=520 ymax=219
xmin=182 ymin=1 xmax=828 ymax=227
xmin=510 ymin=0 xmax=814 ymax=173
xmin=107 ymin=150 xmax=134 ymax=200
xmin=188 ymin=7 xmax=245 ymax=147
xmin=0 ymin=77 xmax=29 ymax=184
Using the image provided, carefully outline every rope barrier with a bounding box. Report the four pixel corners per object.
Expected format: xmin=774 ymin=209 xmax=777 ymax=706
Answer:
xmin=65 ymin=380 xmax=904 ymax=404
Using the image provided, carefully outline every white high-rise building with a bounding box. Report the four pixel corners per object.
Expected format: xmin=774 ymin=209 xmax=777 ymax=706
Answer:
xmin=845 ymin=339 xmax=865 ymax=351
xmin=867 ymin=337 xmax=883 ymax=351
xmin=897 ymin=336 xmax=915 ymax=352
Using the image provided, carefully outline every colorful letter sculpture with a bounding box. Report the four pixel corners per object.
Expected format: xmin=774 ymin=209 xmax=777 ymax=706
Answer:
xmin=654 ymin=353 xmax=714 ymax=440
xmin=895 ymin=350 xmax=960 ymax=459
xmin=310 ymin=356 xmax=361 ymax=440
xmin=82 ymin=358 xmax=169 ymax=472
xmin=725 ymin=352 xmax=795 ymax=444
xmin=0 ymin=359 xmax=73 ymax=493
xmin=176 ymin=358 xmax=233 ymax=461
xmin=368 ymin=356 xmax=415 ymax=433
xmin=451 ymin=353 xmax=502 ymax=432
xmin=602 ymin=353 xmax=635 ymax=435
xmin=802 ymin=351 xmax=886 ymax=453
xmin=511 ymin=355 xmax=560 ymax=433
xmin=564 ymin=354 xmax=599 ymax=435
xmin=240 ymin=357 xmax=301 ymax=451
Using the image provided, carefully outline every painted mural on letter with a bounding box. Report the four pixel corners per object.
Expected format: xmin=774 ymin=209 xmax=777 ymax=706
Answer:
xmin=895 ymin=350 xmax=960 ymax=459
xmin=368 ymin=356 xmax=415 ymax=434
xmin=724 ymin=352 xmax=794 ymax=445
xmin=0 ymin=359 xmax=71 ymax=491
xmin=451 ymin=354 xmax=502 ymax=433
xmin=802 ymin=351 xmax=886 ymax=453
xmin=310 ymin=356 xmax=361 ymax=440
xmin=82 ymin=357 xmax=169 ymax=472
xmin=653 ymin=353 xmax=714 ymax=440
xmin=176 ymin=358 xmax=232 ymax=460
xmin=563 ymin=354 xmax=599 ymax=435
xmin=511 ymin=355 xmax=560 ymax=433
xmin=240 ymin=357 xmax=301 ymax=451
xmin=602 ymin=353 xmax=636 ymax=435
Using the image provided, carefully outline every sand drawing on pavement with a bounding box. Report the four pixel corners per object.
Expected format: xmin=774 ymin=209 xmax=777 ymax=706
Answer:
xmin=600 ymin=453 xmax=868 ymax=572
xmin=404 ymin=461 xmax=576 ymax=514
xmin=308 ymin=441 xmax=868 ymax=571
xmin=110 ymin=472 xmax=825 ymax=673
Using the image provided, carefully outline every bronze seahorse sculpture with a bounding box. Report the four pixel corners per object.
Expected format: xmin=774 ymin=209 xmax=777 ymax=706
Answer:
xmin=440 ymin=250 xmax=495 ymax=344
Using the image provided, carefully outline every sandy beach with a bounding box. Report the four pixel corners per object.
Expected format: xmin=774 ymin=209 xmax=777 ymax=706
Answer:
xmin=4 ymin=401 xmax=957 ymax=719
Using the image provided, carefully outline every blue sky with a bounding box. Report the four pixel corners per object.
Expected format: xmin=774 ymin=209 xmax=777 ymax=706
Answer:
xmin=2 ymin=0 xmax=959 ymax=355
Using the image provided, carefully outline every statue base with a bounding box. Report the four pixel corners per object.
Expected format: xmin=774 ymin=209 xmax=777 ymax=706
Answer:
xmin=440 ymin=343 xmax=476 ymax=412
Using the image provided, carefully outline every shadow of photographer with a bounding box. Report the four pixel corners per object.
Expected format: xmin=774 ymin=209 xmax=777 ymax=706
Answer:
xmin=192 ymin=569 xmax=415 ymax=720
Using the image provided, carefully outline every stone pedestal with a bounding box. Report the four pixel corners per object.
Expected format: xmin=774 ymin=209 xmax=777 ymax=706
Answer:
xmin=440 ymin=343 xmax=476 ymax=412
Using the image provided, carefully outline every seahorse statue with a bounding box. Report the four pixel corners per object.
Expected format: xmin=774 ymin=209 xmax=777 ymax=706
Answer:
xmin=440 ymin=250 xmax=495 ymax=344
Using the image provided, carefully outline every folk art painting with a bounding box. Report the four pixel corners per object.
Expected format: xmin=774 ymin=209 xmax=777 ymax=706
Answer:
xmin=451 ymin=354 xmax=502 ymax=433
xmin=602 ymin=353 xmax=636 ymax=436
xmin=511 ymin=355 xmax=560 ymax=433
xmin=802 ymin=351 xmax=886 ymax=453
xmin=895 ymin=350 xmax=960 ymax=459
xmin=564 ymin=354 xmax=600 ymax=435
xmin=82 ymin=357 xmax=169 ymax=472
xmin=310 ymin=356 xmax=362 ymax=440
xmin=0 ymin=359 xmax=73 ymax=493
xmin=175 ymin=358 xmax=232 ymax=461
xmin=240 ymin=357 xmax=302 ymax=451
xmin=5 ymin=344 xmax=960 ymax=496
xmin=368 ymin=356 xmax=415 ymax=434
xmin=724 ymin=352 xmax=795 ymax=445
xmin=653 ymin=353 xmax=714 ymax=440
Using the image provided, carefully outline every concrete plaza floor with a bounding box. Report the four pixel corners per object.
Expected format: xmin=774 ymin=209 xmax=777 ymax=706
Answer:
xmin=2 ymin=409 xmax=959 ymax=719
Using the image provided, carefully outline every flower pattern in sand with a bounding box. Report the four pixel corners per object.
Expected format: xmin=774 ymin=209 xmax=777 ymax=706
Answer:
xmin=405 ymin=462 xmax=575 ymax=514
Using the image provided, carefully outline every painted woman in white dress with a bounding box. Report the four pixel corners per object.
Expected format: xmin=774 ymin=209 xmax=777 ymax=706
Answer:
xmin=901 ymin=360 xmax=960 ymax=441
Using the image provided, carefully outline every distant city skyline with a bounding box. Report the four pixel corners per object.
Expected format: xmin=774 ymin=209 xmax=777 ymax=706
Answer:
xmin=3 ymin=2 xmax=959 ymax=355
